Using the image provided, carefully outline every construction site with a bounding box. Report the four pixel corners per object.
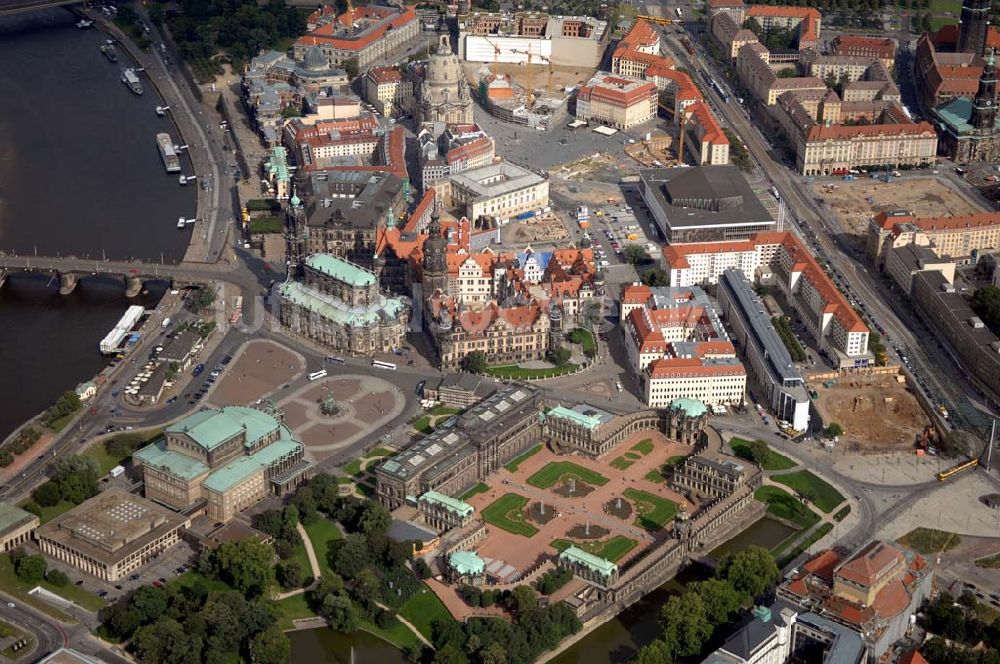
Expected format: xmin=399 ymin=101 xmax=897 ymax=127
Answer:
xmin=808 ymin=371 xmax=931 ymax=452
xmin=466 ymin=58 xmax=585 ymax=128
xmin=812 ymin=177 xmax=984 ymax=240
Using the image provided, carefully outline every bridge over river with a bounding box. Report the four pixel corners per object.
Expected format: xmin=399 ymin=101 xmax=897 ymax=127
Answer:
xmin=0 ymin=255 xmax=265 ymax=320
xmin=0 ymin=0 xmax=84 ymax=16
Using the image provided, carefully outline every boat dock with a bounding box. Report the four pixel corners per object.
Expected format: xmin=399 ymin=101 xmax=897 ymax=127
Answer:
xmin=99 ymin=305 xmax=146 ymax=355
xmin=156 ymin=133 xmax=180 ymax=173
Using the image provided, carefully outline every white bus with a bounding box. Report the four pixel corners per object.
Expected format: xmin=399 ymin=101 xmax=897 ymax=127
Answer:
xmin=308 ymin=369 xmax=328 ymax=381
xmin=372 ymin=360 xmax=397 ymax=371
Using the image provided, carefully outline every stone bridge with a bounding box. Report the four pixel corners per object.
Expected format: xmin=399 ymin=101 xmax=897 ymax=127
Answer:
xmin=0 ymin=256 xmax=261 ymax=317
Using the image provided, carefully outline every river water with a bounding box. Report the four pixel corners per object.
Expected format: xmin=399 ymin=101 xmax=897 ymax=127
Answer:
xmin=288 ymin=518 xmax=798 ymax=663
xmin=0 ymin=9 xmax=193 ymax=441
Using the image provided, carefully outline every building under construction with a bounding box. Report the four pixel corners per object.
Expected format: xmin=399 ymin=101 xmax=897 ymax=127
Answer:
xmin=459 ymin=12 xmax=609 ymax=67
xmin=475 ymin=65 xmax=568 ymax=128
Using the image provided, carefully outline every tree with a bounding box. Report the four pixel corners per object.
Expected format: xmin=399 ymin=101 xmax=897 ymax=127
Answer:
xmin=332 ymin=534 xmax=370 ymax=580
xmin=546 ymin=346 xmax=572 ymax=366
xmin=661 ymin=593 xmax=712 ymax=657
xmin=825 ymin=422 xmax=844 ymax=437
xmin=130 ymin=585 xmax=168 ymax=624
xmin=45 ymin=569 xmax=69 ymax=587
xmin=276 ymin=559 xmax=304 ymax=589
xmin=32 ymin=481 xmax=62 ymax=507
xmin=414 ymin=558 xmax=433 ymax=580
xmin=641 ymin=268 xmax=670 ymax=287
xmin=52 ymin=454 xmax=100 ymax=504
xmin=716 ymin=546 xmax=779 ymax=604
xmin=250 ymin=624 xmax=290 ymax=664
xmin=940 ymin=430 xmax=971 ymax=458
xmin=322 ymin=593 xmax=358 ymax=632
xmin=203 ymin=540 xmax=275 ymax=598
xmin=358 ymin=502 xmax=391 ymax=538
xmin=462 ymin=351 xmax=488 ymax=374
xmin=433 ymin=644 xmax=470 ymax=664
xmin=509 ymin=585 xmax=538 ymax=615
xmin=623 ymin=245 xmax=650 ymax=265
xmin=632 ymin=638 xmax=674 ymax=664
xmin=747 ymin=440 xmax=771 ymax=467
xmin=344 ymin=58 xmax=359 ymax=79
xmin=690 ymin=578 xmax=741 ymax=624
xmin=14 ymin=554 xmax=46 ymax=583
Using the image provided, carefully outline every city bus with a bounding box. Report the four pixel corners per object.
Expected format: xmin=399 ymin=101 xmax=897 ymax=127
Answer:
xmin=308 ymin=369 xmax=328 ymax=381
xmin=372 ymin=360 xmax=397 ymax=371
xmin=937 ymin=458 xmax=977 ymax=481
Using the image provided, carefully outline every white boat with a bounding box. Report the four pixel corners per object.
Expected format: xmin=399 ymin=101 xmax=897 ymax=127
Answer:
xmin=121 ymin=68 xmax=143 ymax=95
xmin=76 ymin=19 xmax=93 ymax=29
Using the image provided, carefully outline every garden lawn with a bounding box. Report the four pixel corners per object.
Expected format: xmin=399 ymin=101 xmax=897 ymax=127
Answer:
xmin=504 ymin=445 xmax=542 ymax=472
xmin=754 ymin=486 xmax=819 ymax=529
xmin=429 ymin=406 xmax=460 ymax=417
xmin=412 ymin=416 xmax=433 ymax=435
xmin=20 ymin=499 xmax=73 ymax=525
xmin=729 ymin=438 xmax=796 ymax=471
xmin=0 ymin=555 xmax=95 ymax=620
xmin=644 ymin=470 xmax=666 ymax=483
xmin=481 ymin=494 xmax=537 ymax=537
xmin=976 ymin=553 xmax=1000 ymax=569
xmin=485 ymin=363 xmax=579 ymax=379
xmin=899 ymin=527 xmax=961 ymax=555
xmin=275 ymin=593 xmax=315 ymax=630
xmin=624 ymin=489 xmax=679 ymax=530
xmin=303 ymin=517 xmax=342 ymax=578
xmin=611 ymin=457 xmax=634 ymax=471
xmin=365 ymin=447 xmax=393 ymax=458
xmin=527 ymin=461 xmax=609 ymax=489
xmin=358 ymin=614 xmax=422 ymax=650
xmin=399 ymin=586 xmax=453 ymax=640
xmin=460 ymin=483 xmax=489 ymax=500
xmin=631 ymin=439 xmax=654 ymax=456
xmin=550 ymin=536 xmax=638 ymax=562
xmin=771 ymin=470 xmax=845 ymax=513
xmin=567 ymin=328 xmax=596 ymax=354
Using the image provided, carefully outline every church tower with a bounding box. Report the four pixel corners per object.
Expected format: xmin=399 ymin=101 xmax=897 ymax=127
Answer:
xmin=286 ymin=187 xmax=307 ymax=277
xmin=421 ymin=209 xmax=449 ymax=299
xmin=972 ymin=49 xmax=998 ymax=130
xmin=959 ymin=0 xmax=991 ymax=56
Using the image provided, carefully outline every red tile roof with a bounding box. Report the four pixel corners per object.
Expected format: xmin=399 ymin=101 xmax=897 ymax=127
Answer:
xmin=899 ymin=650 xmax=930 ymax=664
xmin=296 ymin=6 xmax=417 ymax=52
xmin=367 ymin=66 xmax=403 ymax=84
xmin=687 ymin=102 xmax=729 ymax=145
xmin=835 ymin=541 xmax=905 ymax=588
xmin=619 ymin=19 xmax=659 ymax=50
xmin=803 ymin=549 xmax=843 ymax=583
xmin=872 ymin=579 xmax=911 ymax=619
xmin=579 ymin=74 xmax=657 ymax=106
xmin=648 ymin=356 xmax=745 ymax=378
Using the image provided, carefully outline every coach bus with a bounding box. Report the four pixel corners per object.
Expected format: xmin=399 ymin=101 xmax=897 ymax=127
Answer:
xmin=308 ymin=369 xmax=328 ymax=381
xmin=372 ymin=360 xmax=397 ymax=371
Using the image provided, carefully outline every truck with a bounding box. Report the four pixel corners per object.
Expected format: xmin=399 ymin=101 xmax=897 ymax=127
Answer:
xmin=110 ymin=465 xmax=125 ymax=478
xmin=161 ymin=317 xmax=171 ymax=328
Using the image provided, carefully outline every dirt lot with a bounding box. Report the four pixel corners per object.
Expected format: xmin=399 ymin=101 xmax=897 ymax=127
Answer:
xmin=809 ymin=373 xmax=931 ymax=450
xmin=813 ymin=177 xmax=984 ymax=238
xmin=501 ymin=215 xmax=569 ymax=245
xmin=462 ymin=62 xmax=597 ymax=100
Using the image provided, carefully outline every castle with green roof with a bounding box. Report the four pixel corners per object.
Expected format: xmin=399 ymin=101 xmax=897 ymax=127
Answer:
xmin=277 ymin=252 xmax=410 ymax=355
xmin=134 ymin=407 xmax=311 ymax=522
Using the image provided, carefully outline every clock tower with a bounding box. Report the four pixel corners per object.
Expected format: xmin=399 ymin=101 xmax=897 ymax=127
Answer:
xmin=972 ymin=49 xmax=998 ymax=130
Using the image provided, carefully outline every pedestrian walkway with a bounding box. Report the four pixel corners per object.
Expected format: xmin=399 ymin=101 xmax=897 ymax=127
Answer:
xmin=297 ymin=522 xmax=322 ymax=580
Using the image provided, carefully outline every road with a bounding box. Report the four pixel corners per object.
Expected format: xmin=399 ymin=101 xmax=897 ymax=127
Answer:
xmin=661 ymin=24 xmax=995 ymax=435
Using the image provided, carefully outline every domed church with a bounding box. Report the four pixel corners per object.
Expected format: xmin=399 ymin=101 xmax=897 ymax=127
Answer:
xmin=418 ymin=35 xmax=475 ymax=124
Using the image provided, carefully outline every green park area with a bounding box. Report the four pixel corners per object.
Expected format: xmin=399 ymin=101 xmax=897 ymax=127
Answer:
xmin=303 ymin=517 xmax=342 ymax=578
xmin=551 ymin=535 xmax=638 ymax=563
xmin=341 ymin=447 xmax=393 ymax=478
xmin=623 ymin=488 xmax=679 ymax=531
xmin=460 ymin=483 xmax=490 ymax=500
xmin=611 ymin=456 xmax=634 ymax=470
xmin=567 ymin=328 xmax=596 ymax=355
xmin=399 ymin=586 xmax=452 ymax=640
xmin=976 ymin=553 xmax=1000 ymax=569
xmin=485 ymin=363 xmax=579 ymax=380
xmin=0 ymin=553 xmax=105 ymax=619
xmin=527 ymin=462 xmax=609 ymax=489
xmin=899 ymin=527 xmax=961 ymax=555
xmin=505 ymin=445 xmax=542 ymax=472
xmin=754 ymin=486 xmax=819 ymax=529
xmin=481 ymin=493 xmax=538 ymax=537
xmin=644 ymin=469 xmax=666 ymax=483
xmin=729 ymin=438 xmax=796 ymax=471
xmin=0 ymin=619 xmax=31 ymax=660
xmin=771 ymin=470 xmax=845 ymax=513
xmin=631 ymin=439 xmax=654 ymax=456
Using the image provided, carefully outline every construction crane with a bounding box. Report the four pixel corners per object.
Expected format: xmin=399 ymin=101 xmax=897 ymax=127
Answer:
xmin=483 ymin=35 xmax=504 ymax=78
xmin=536 ymin=52 xmax=553 ymax=98
xmin=510 ymin=46 xmax=538 ymax=108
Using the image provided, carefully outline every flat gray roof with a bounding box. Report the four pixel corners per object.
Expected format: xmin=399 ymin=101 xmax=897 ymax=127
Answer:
xmin=915 ymin=270 xmax=998 ymax=346
xmin=720 ymin=269 xmax=805 ymax=389
xmin=640 ymin=166 xmax=774 ymax=230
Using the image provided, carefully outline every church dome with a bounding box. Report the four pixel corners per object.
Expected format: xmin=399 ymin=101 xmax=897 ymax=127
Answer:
xmin=304 ymin=46 xmax=327 ymax=72
xmin=670 ymin=398 xmax=707 ymax=418
xmin=426 ymin=35 xmax=462 ymax=87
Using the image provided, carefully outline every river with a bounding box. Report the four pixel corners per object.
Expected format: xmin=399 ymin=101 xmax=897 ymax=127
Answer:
xmin=0 ymin=8 xmax=193 ymax=441
xmin=288 ymin=518 xmax=798 ymax=663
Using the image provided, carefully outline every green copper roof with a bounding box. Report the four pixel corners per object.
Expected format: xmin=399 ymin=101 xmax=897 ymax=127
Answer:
xmin=166 ymin=407 xmax=281 ymax=452
xmin=134 ymin=440 xmax=210 ymax=482
xmin=202 ymin=439 xmax=302 ymax=494
xmin=547 ymin=405 xmax=603 ymax=430
xmin=267 ymin=146 xmax=289 ymax=183
xmin=0 ymin=502 xmax=37 ymax=533
xmin=559 ymin=545 xmax=618 ymax=578
xmin=419 ymin=491 xmax=474 ymax=518
xmin=449 ymin=550 xmax=485 ymax=575
xmin=278 ymin=280 xmax=407 ymax=328
xmin=670 ymin=397 xmax=707 ymax=418
xmin=305 ymin=254 xmax=376 ymax=287
xmin=935 ymin=96 xmax=1000 ymax=134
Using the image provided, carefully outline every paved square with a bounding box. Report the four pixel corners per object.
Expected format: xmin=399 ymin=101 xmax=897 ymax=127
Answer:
xmin=208 ymin=340 xmax=303 ymax=406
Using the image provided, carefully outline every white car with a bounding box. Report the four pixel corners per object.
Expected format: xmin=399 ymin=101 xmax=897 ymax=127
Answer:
xmin=6 ymin=602 xmax=14 ymax=608
xmin=615 ymin=380 xmax=623 ymax=392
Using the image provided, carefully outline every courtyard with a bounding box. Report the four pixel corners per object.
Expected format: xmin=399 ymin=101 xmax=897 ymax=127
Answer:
xmin=459 ymin=429 xmax=697 ymax=576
